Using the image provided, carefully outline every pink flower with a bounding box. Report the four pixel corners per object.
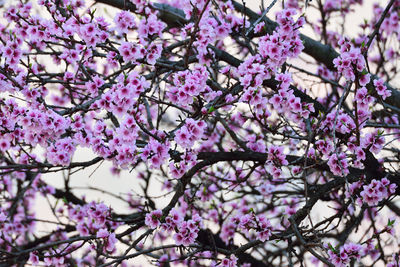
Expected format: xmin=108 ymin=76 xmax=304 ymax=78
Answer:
xmin=0 ymin=139 xmax=11 ymax=152
xmin=105 ymin=233 xmax=117 ymax=251
xmin=171 ymin=216 xmax=201 ymax=246
xmin=138 ymin=14 xmax=166 ymax=40
xmin=373 ymin=78 xmax=391 ymax=100
xmin=174 ymin=119 xmax=206 ymax=149
xmin=29 ymin=252 xmax=39 ymax=265
xmin=359 ymin=179 xmax=397 ymax=206
xmin=359 ymin=73 xmax=370 ymax=86
xmin=77 ymin=223 xmax=89 ymax=236
xmin=361 ymin=130 xmax=385 ymax=154
xmin=327 ymin=153 xmax=349 ymax=176
xmin=96 ymin=228 xmax=109 ymax=238
xmin=145 ymin=210 xmax=163 ymax=229
xmin=221 ymin=255 xmax=238 ymax=267
xmin=254 ymin=22 xmax=265 ymax=33
xmin=46 ymin=138 xmax=76 ymax=166
xmin=114 ymin=10 xmax=136 ymax=34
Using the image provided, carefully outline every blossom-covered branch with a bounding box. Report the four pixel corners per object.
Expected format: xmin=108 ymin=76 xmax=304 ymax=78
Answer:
xmin=0 ymin=0 xmax=399 ymax=266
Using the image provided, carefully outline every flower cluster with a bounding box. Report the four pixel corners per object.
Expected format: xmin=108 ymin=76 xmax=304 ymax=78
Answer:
xmin=85 ymin=76 xmax=105 ymax=97
xmin=327 ymin=152 xmax=349 ymax=176
xmin=96 ymin=71 xmax=149 ymax=116
xmin=76 ymin=16 xmax=110 ymax=49
xmin=141 ymin=132 xmax=170 ymax=169
xmin=172 ymin=214 xmax=202 ymax=246
xmin=161 ymin=208 xmax=183 ymax=231
xmin=358 ymin=178 xmax=397 ymax=206
xmin=373 ymin=78 xmax=391 ymax=100
xmin=268 ymin=73 xmax=315 ymax=123
xmin=354 ymin=86 xmax=374 ymax=123
xmin=327 ymin=243 xmax=364 ymax=267
xmin=372 ymin=3 xmax=400 ymax=37
xmin=69 ymin=202 xmax=118 ymax=235
xmin=0 ymin=99 xmax=22 ymax=137
xmin=145 ymin=209 xmax=163 ymax=229
xmin=0 ymin=189 xmax=36 ymax=248
xmin=237 ymin=9 xmax=305 ymax=113
xmin=361 ymin=129 xmax=385 ymax=154
xmin=246 ymin=134 xmax=267 ymax=153
xmin=266 ymin=145 xmax=288 ymax=179
xmin=146 ymin=209 xmax=203 ymax=246
xmin=174 ymin=119 xmax=207 ymax=149
xmin=119 ymin=41 xmax=145 ymax=63
xmin=258 ymin=9 xmax=304 ymax=72
xmin=238 ymin=55 xmax=269 ymax=105
xmin=19 ymin=107 xmax=71 ymax=147
xmin=1 ymin=40 xmax=23 ymax=69
xmin=169 ymin=151 xmax=198 ymax=178
xmin=180 ymin=1 xmax=233 ymax=64
xmin=96 ymin=229 xmax=118 ymax=252
xmin=146 ymin=43 xmax=163 ymax=65
xmin=221 ymin=212 xmax=273 ymax=244
xmin=114 ymin=10 xmax=136 ymax=35
xmin=167 ymin=66 xmax=209 ymax=108
xmin=320 ymin=109 xmax=355 ymax=135
xmin=195 ymin=17 xmax=230 ymax=64
xmin=138 ymin=14 xmax=166 ymax=42
xmin=196 ymin=183 xmax=218 ymax=201
xmin=46 ymin=137 xmax=76 ymax=166
xmin=257 ymin=181 xmax=276 ymax=197
xmin=64 ymin=202 xmax=120 ymax=256
xmin=315 ymin=138 xmax=334 ymax=158
xmin=267 ymin=145 xmax=288 ymax=166
xmin=333 ymin=38 xmax=366 ymax=81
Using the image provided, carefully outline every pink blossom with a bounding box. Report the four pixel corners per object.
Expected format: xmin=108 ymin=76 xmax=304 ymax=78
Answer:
xmin=114 ymin=10 xmax=136 ymax=34
xmin=145 ymin=210 xmax=163 ymax=229
xmin=29 ymin=252 xmax=39 ymax=265
xmin=105 ymin=233 xmax=117 ymax=251
xmin=359 ymin=178 xmax=397 ymax=206
xmin=221 ymin=255 xmax=238 ymax=267
xmin=96 ymin=228 xmax=109 ymax=238
xmin=373 ymin=78 xmax=391 ymax=100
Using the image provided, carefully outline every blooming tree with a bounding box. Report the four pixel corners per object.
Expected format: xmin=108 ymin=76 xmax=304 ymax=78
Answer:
xmin=1 ymin=0 xmax=400 ymax=266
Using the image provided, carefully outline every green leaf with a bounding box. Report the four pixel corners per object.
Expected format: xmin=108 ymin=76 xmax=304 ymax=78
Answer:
xmin=328 ymin=243 xmax=336 ymax=252
xmin=208 ymin=106 xmax=215 ymax=113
